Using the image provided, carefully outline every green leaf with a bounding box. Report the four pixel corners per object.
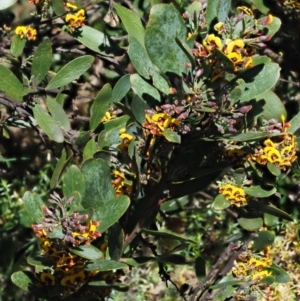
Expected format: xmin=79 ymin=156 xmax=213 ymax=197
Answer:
xmin=85 ymin=259 xmax=127 ymax=272
xmin=224 ymin=131 xmax=280 ymax=142
xmin=244 ymin=185 xmax=276 ymax=198
xmin=112 ymin=74 xmax=131 ymax=102
xmin=46 ymin=97 xmax=71 ymax=131
xmin=69 ymin=26 xmax=114 ymax=56
xmin=114 ymin=3 xmax=145 ymax=47
xmin=108 ymin=223 xmax=124 ymax=261
xmin=131 ymin=95 xmax=149 ymax=124
xmin=252 ymin=0 xmax=270 ymax=13
xmin=264 ymin=213 xmax=279 ymax=227
xmin=250 ymin=90 xmax=287 ymax=122
xmin=213 ymin=194 xmax=231 ymax=210
xmin=237 ymin=217 xmax=263 ymax=231
xmin=50 ymin=148 xmax=72 ymax=189
xmin=94 ymin=195 xmax=130 ymax=233
xmin=90 ymin=83 xmax=112 ymax=131
xmin=52 ymin=0 xmax=65 ymax=15
xmin=62 ymin=165 xmax=86 ymax=202
xmin=70 ymin=244 xmax=103 ymax=260
xmin=145 ymin=4 xmax=189 ymax=75
xmin=83 ymin=139 xmax=98 ymax=160
xmin=32 ymin=104 xmax=64 ymax=142
xmin=162 ymin=128 xmax=181 ymax=143
xmin=23 ymin=191 xmax=43 ymax=223
xmin=195 ymin=257 xmax=206 ymax=279
xmin=151 ymin=70 xmax=170 ymax=94
xmin=130 ymin=74 xmax=160 ymax=103
xmin=253 ymin=231 xmax=275 ymax=251
xmin=81 ymin=159 xmax=115 ymax=208
xmin=128 ymin=36 xmax=153 ymax=79
xmin=46 ymin=55 xmax=94 ymax=89
xmin=237 ymin=63 xmax=280 ymax=102
xmin=267 ymin=263 xmax=290 ymax=283
xmin=141 ymin=229 xmax=196 ymax=243
xmin=267 ymin=162 xmax=281 ymax=177
xmin=248 ymin=200 xmax=293 ymax=221
xmin=31 ymin=39 xmax=52 ymax=85
xmin=258 ymin=16 xmax=281 ymax=38
xmin=10 ymin=35 xmax=26 ymax=57
xmin=289 ymin=111 xmax=300 ymax=134
xmin=206 ymin=0 xmax=231 ymax=28
xmin=11 ymin=271 xmax=48 ymax=297
xmin=27 ymin=255 xmax=54 ymax=268
xmin=0 ymin=65 xmax=25 ymax=101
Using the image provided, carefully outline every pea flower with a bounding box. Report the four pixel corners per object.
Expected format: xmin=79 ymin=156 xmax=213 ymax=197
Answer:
xmin=15 ymin=25 xmax=37 ymax=41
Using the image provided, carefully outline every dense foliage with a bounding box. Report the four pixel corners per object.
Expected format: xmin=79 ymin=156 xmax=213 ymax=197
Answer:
xmin=1 ymin=0 xmax=300 ymax=300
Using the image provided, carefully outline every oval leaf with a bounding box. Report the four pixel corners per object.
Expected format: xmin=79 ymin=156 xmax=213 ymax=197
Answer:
xmin=85 ymin=259 xmax=127 ymax=272
xmin=81 ymin=159 xmax=115 ymax=208
xmin=69 ymin=26 xmax=113 ymax=56
xmin=114 ymin=3 xmax=145 ymax=46
xmin=253 ymin=230 xmax=275 ymax=251
xmin=62 ymin=165 xmax=86 ymax=201
xmin=238 ymin=63 xmax=280 ymax=102
xmin=32 ymin=104 xmax=64 ymax=142
xmin=46 ymin=97 xmax=71 ymax=131
xmin=94 ymin=195 xmax=130 ymax=233
xmin=10 ymin=35 xmax=26 ymax=57
xmin=237 ymin=217 xmax=263 ymax=231
xmin=70 ymin=244 xmax=103 ymax=260
xmin=31 ymin=39 xmax=52 ymax=85
xmin=130 ymin=74 xmax=160 ymax=103
xmin=112 ymin=74 xmax=131 ymax=102
xmin=46 ymin=55 xmax=94 ymax=90
xmin=213 ymin=194 xmax=231 ymax=210
xmin=244 ymin=185 xmax=276 ymax=198
xmin=23 ymin=191 xmax=44 ymax=223
xmin=145 ymin=4 xmax=189 ymax=75
xmin=0 ymin=65 xmax=25 ymax=101
xmin=90 ymin=83 xmax=112 ymax=131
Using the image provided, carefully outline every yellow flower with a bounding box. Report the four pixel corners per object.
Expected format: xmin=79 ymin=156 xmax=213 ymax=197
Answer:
xmin=250 ymin=133 xmax=298 ymax=170
xmin=15 ymin=25 xmax=37 ymax=40
xmin=144 ymin=113 xmax=180 ymax=136
xmin=101 ymin=111 xmax=116 ymax=123
xmin=26 ymin=26 xmax=37 ymax=41
xmin=237 ymin=6 xmax=253 ymax=16
xmin=226 ymin=39 xmax=244 ymax=54
xmin=214 ymin=22 xmax=225 ymax=34
xmin=252 ymin=270 xmax=272 ymax=280
xmin=40 ymin=271 xmax=55 ymax=286
xmin=219 ymin=183 xmax=248 ymax=207
xmin=15 ymin=26 xmax=27 ymax=39
xmin=203 ymin=34 xmax=222 ymax=52
xmin=65 ymin=9 xmax=85 ymax=31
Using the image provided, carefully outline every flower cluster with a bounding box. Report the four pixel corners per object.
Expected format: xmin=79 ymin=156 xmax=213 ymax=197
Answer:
xmin=232 ymin=255 xmax=272 ymax=280
xmin=192 ymin=7 xmax=274 ymax=76
xmin=117 ymin=128 xmax=135 ymax=151
xmin=249 ymin=133 xmax=298 ymax=170
xmin=15 ymin=26 xmax=37 ymax=41
xmin=111 ymin=169 xmax=132 ymax=196
xmin=29 ymin=193 xmax=125 ymax=298
xmin=219 ymin=183 xmax=249 ymax=207
xmin=143 ymin=111 xmax=180 ymax=137
xmin=199 ymin=34 xmax=253 ymax=71
xmin=65 ymin=3 xmax=85 ymax=31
